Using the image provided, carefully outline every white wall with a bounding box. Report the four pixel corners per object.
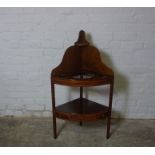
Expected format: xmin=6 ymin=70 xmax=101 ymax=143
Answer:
xmin=0 ymin=8 xmax=155 ymax=118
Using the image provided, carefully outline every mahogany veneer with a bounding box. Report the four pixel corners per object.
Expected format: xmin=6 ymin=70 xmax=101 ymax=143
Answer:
xmin=51 ymin=30 xmax=114 ymax=139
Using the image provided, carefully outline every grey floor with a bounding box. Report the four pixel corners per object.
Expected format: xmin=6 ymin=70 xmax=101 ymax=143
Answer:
xmin=0 ymin=117 xmax=154 ymax=147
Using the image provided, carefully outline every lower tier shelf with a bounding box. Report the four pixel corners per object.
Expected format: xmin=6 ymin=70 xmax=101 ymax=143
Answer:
xmin=54 ymin=98 xmax=110 ymax=122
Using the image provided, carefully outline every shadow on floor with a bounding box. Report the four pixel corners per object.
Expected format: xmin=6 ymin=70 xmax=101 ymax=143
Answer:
xmin=0 ymin=117 xmax=155 ymax=147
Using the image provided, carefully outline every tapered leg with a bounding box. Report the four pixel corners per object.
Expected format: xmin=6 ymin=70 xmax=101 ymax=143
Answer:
xmin=106 ymin=81 xmax=114 ymax=139
xmin=53 ymin=113 xmax=57 ymax=139
xmin=80 ymin=86 xmax=83 ymax=126
xmin=80 ymin=121 xmax=82 ymax=126
xmin=106 ymin=113 xmax=111 ymax=139
xmin=51 ymin=82 xmax=57 ymax=139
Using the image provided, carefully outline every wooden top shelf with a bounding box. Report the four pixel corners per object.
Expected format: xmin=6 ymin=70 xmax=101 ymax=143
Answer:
xmin=52 ymin=72 xmax=113 ymax=87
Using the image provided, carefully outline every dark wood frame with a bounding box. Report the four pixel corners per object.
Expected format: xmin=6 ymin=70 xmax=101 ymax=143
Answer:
xmin=51 ymin=30 xmax=114 ymax=139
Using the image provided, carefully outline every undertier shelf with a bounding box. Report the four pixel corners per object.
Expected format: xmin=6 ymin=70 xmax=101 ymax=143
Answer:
xmin=55 ymin=98 xmax=110 ymax=121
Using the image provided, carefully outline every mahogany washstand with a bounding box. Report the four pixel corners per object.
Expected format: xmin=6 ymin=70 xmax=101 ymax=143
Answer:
xmin=51 ymin=30 xmax=114 ymax=139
